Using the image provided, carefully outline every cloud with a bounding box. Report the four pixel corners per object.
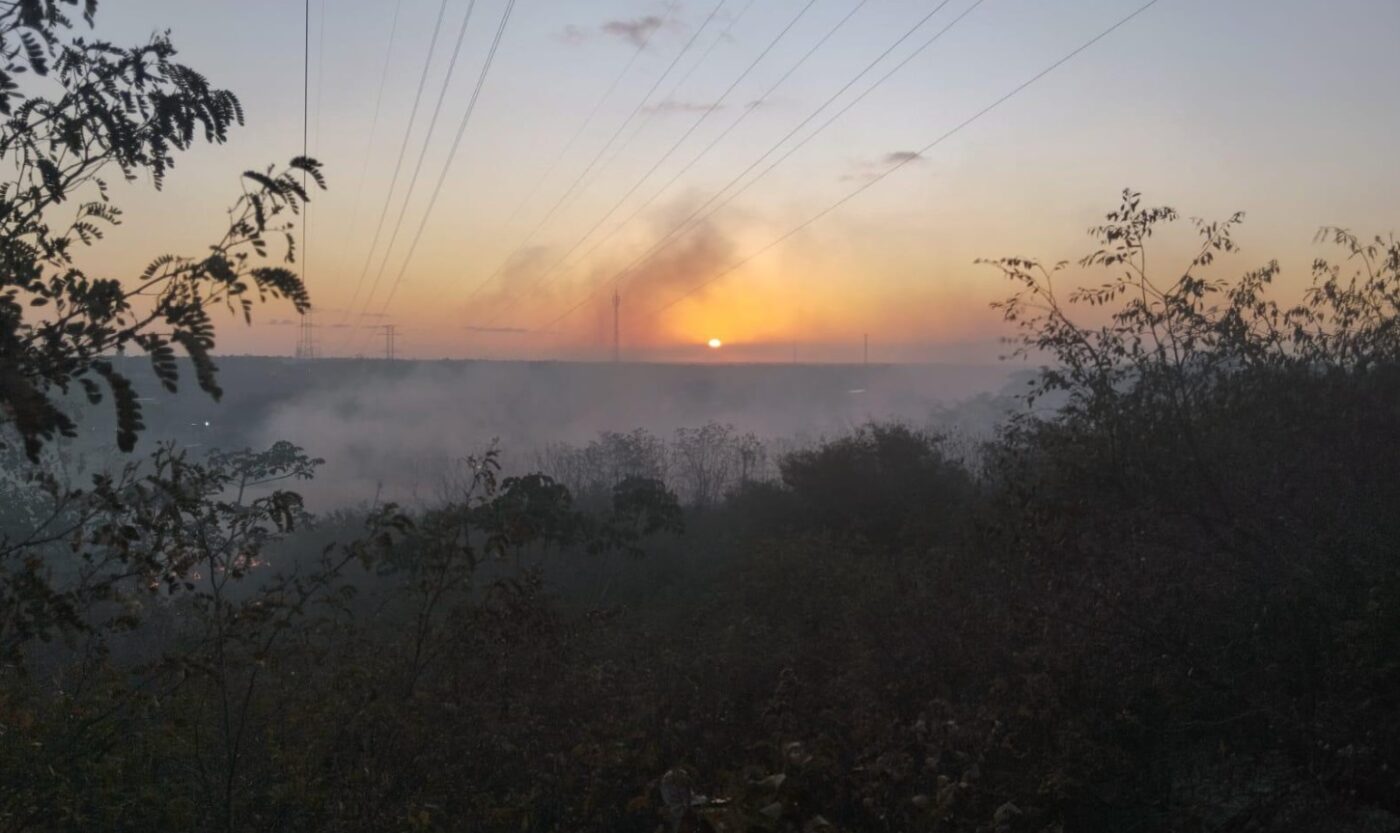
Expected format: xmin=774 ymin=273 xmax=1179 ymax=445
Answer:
xmin=882 ymin=150 xmax=924 ymax=165
xmin=557 ymin=14 xmax=664 ymax=48
xmin=601 ymin=15 xmax=664 ymax=48
xmin=464 ymin=325 xmax=531 ymax=334
xmin=642 ymin=99 xmax=723 ymax=115
xmin=840 ymin=150 xmax=928 ymax=182
xmin=556 ymin=24 xmax=589 ymax=44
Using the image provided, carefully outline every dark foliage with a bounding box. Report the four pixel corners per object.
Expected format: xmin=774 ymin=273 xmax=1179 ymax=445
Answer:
xmin=2 ymin=22 xmax=1397 ymax=826
xmin=778 ymin=422 xmax=971 ymax=544
xmin=0 ymin=0 xmax=320 ymax=461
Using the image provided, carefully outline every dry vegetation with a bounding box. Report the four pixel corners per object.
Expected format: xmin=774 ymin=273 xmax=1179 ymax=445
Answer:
xmin=3 ymin=4 xmax=1399 ymax=831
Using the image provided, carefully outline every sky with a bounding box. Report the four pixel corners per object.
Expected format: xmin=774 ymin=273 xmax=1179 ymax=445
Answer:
xmin=79 ymin=0 xmax=1400 ymax=362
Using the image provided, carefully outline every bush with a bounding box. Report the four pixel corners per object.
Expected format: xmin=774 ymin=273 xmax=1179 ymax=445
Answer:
xmin=778 ymin=422 xmax=972 ymax=546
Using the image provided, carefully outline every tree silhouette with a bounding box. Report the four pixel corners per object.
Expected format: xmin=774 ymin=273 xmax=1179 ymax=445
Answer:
xmin=0 ymin=0 xmax=321 ymax=461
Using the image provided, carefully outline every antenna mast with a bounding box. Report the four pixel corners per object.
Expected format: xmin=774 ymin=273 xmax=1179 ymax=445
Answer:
xmin=612 ymin=289 xmax=621 ymax=363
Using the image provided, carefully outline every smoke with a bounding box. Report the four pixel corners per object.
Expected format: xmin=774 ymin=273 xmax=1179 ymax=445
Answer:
xmin=570 ymin=201 xmax=739 ymax=346
xmin=248 ymin=360 xmax=1012 ymax=508
xmin=460 ymin=196 xmax=741 ymax=348
xmin=617 ymin=213 xmax=734 ymax=307
xmin=500 ymin=244 xmax=550 ymax=285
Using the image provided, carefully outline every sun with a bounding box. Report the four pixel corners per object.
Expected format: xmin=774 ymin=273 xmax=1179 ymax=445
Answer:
xmin=707 ymin=338 xmax=723 ymax=349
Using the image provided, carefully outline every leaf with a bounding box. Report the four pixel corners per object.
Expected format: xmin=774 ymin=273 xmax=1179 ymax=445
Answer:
xmin=93 ymin=362 xmax=144 ymax=453
xmin=289 ymin=155 xmax=326 ymax=190
xmin=78 ymin=377 xmax=102 ymax=405
xmin=172 ymin=331 xmax=222 ymax=400
xmin=20 ymin=31 xmax=48 ymax=75
xmin=36 ymin=157 xmax=65 ymax=202
xmin=241 ymin=169 xmax=281 ymax=195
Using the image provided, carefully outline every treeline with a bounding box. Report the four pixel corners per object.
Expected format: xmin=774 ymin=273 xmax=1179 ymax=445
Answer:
xmin=534 ymin=424 xmax=771 ymax=510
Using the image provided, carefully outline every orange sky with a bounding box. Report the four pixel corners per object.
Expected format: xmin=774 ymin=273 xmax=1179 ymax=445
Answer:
xmin=72 ymin=0 xmax=1400 ymax=362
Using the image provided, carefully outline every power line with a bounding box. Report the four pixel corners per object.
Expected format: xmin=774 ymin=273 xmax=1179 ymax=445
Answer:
xmin=455 ymin=0 xmax=723 ymax=309
xmin=645 ymin=0 xmax=1166 ymax=320
xmin=486 ymin=0 xmax=822 ymax=325
xmin=587 ymin=0 xmax=755 ymax=202
xmin=333 ymin=0 xmax=452 ymax=347
xmin=515 ymin=0 xmax=755 ymax=323
xmin=480 ymin=0 xmax=761 ymax=322
xmin=314 ymin=0 xmax=327 ymax=149
xmin=578 ymin=0 xmax=872 ymax=284
xmin=303 ymin=0 xmax=328 ymax=360
xmin=370 ymin=0 xmax=520 ymax=322
xmin=538 ymin=0 xmax=967 ymax=331
xmin=481 ymin=1 xmax=678 ymax=259
xmin=302 ymin=0 xmax=309 ymax=169
xmin=298 ymin=0 xmax=311 ymax=358
xmin=336 ymin=0 xmax=406 ymax=323
xmin=352 ymin=0 xmax=483 ymax=324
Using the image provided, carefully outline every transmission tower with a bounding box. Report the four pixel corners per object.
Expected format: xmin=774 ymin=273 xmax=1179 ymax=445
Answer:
xmin=294 ymin=310 xmax=318 ymax=359
xmin=382 ymin=324 xmax=398 ymax=360
xmin=612 ymin=289 xmax=621 ymax=363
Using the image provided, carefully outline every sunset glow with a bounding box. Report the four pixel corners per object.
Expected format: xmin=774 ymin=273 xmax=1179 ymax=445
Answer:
xmin=88 ymin=0 xmax=1399 ymax=362
xmin=11 ymin=1 xmax=1400 ymax=817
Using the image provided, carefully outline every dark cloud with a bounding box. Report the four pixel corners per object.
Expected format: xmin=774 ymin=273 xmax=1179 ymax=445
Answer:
xmin=642 ymin=99 xmax=724 ymax=115
xmin=840 ymin=150 xmax=928 ymax=182
xmin=601 ymin=15 xmax=664 ymax=48
xmin=882 ymin=150 xmax=924 ymax=165
xmin=556 ymin=14 xmax=663 ymax=48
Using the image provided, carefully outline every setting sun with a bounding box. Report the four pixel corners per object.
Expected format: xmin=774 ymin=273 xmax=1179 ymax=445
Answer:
xmin=10 ymin=0 xmax=1399 ymax=822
